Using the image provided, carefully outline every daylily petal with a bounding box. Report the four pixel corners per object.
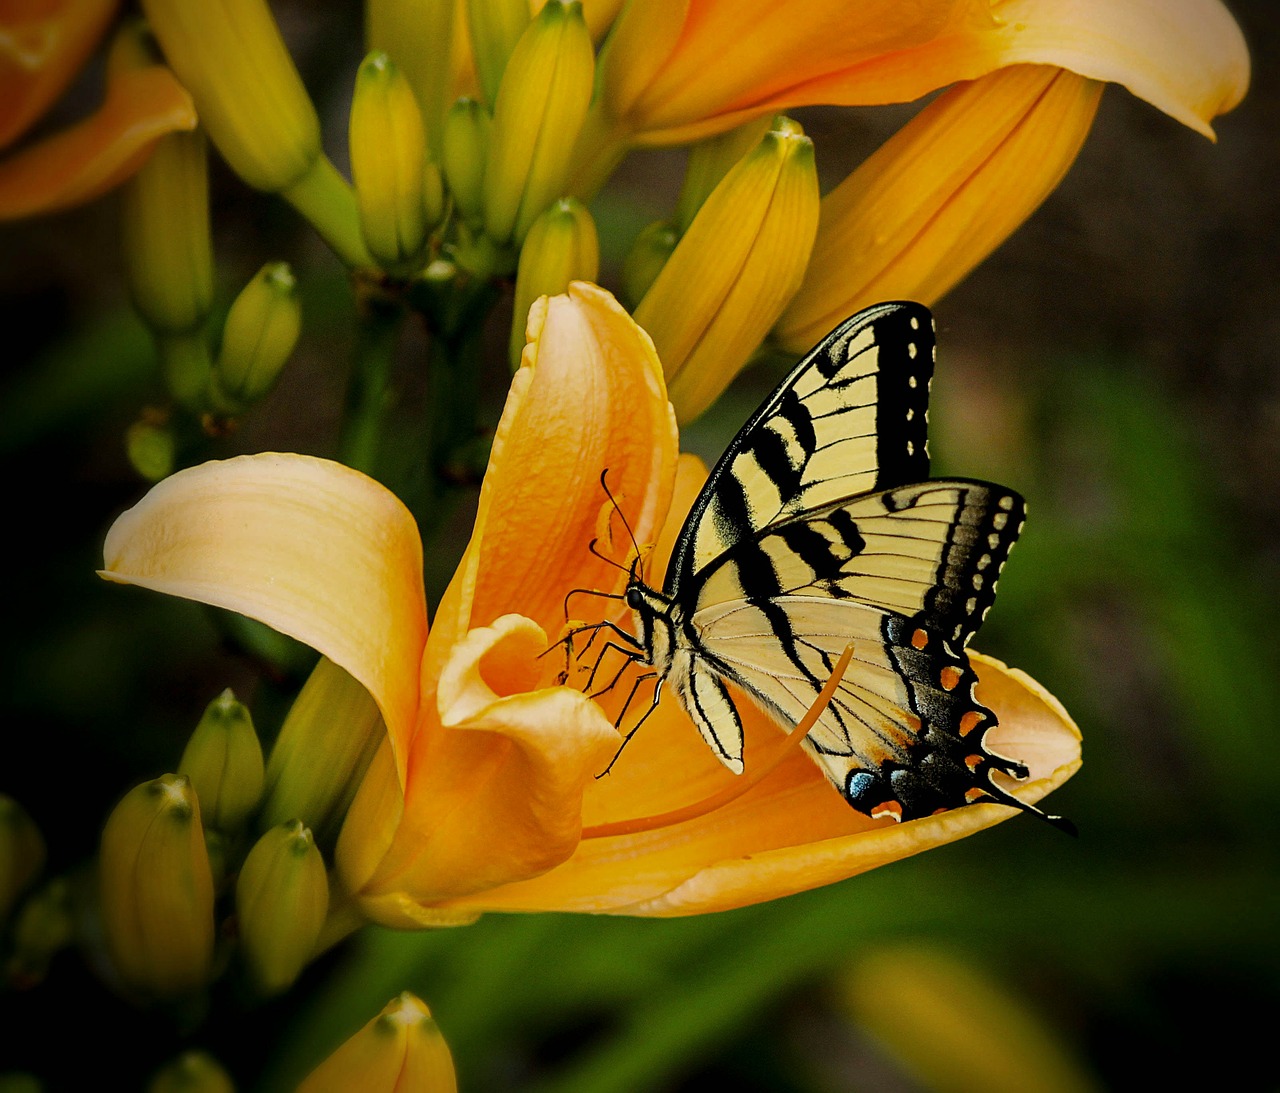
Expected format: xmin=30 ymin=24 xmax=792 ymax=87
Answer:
xmin=100 ymin=453 xmax=429 ymax=778
xmin=0 ymin=61 xmax=195 ymax=219
xmin=598 ymin=0 xmax=1247 ymax=144
xmin=432 ymin=281 xmax=678 ymax=660
xmin=0 ymin=0 xmax=118 ymax=148
xmin=775 ymin=65 xmax=1101 ymax=353
xmin=342 ymin=614 xmax=619 ymax=925
xmin=438 ymin=654 xmax=1080 ymax=915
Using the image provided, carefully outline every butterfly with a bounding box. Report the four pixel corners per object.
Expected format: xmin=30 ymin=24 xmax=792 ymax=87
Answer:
xmin=616 ymin=300 xmax=1071 ymax=831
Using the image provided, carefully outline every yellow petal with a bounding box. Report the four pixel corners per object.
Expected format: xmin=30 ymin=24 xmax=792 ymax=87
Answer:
xmin=432 ymin=282 xmax=677 ymax=662
xmin=775 ymin=65 xmax=1101 ymax=352
xmin=346 ymin=615 xmax=619 ymax=925
xmin=0 ymin=62 xmax=195 ymax=219
xmin=0 ymin=0 xmax=118 ymax=149
xmin=100 ymin=453 xmax=429 ymax=780
xmin=439 ymin=654 xmax=1080 ymax=915
xmin=598 ymin=0 xmax=1247 ymax=144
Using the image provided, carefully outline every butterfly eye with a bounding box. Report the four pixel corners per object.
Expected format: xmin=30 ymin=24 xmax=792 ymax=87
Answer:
xmin=626 ymin=587 xmax=643 ymax=610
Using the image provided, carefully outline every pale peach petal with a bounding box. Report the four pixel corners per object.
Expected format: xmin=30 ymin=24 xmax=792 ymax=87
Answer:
xmin=435 ymin=283 xmax=677 ymax=659
xmin=441 ymin=654 xmax=1079 ymax=914
xmin=775 ymin=65 xmax=1102 ymax=352
xmin=100 ymin=453 xmax=428 ymax=778
xmin=347 ymin=615 xmax=620 ymax=924
xmin=0 ymin=63 xmax=195 ymax=218
xmin=0 ymin=0 xmax=118 ymax=148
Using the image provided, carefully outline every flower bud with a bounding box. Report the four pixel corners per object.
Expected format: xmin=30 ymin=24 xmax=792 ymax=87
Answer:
xmin=7 ymin=878 xmax=75 ymax=990
xmin=296 ymin=992 xmax=456 ymax=1093
xmin=633 ymin=117 xmax=818 ymax=423
xmin=674 ymin=115 xmax=774 ymax=231
xmin=620 ymin=219 xmax=678 ymax=309
xmin=466 ymin=0 xmax=530 ymax=107
xmin=509 ymin=198 xmax=599 ymax=367
xmin=178 ymin=689 xmax=265 ymax=835
xmin=148 ymin=1051 xmax=235 ymax=1093
xmin=98 ymin=775 xmax=215 ymax=999
xmin=211 ymin=262 xmax=302 ymax=413
xmin=259 ymin=657 xmax=384 ymax=849
xmin=235 ymin=821 xmax=328 ymax=996
xmin=0 ymin=795 xmax=46 ymax=924
xmin=366 ymin=0 xmax=457 ymax=160
xmin=442 ymin=97 xmax=490 ymax=229
xmin=125 ymin=414 xmax=176 ymax=483
xmin=350 ymin=52 xmax=432 ymax=274
xmin=483 ymin=0 xmax=594 ymax=246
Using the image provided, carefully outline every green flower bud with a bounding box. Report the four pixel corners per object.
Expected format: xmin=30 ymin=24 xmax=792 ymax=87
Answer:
xmin=6 ymin=878 xmax=74 ymax=990
xmin=351 ymin=52 xmax=432 ymax=274
xmin=125 ymin=415 xmax=176 ymax=483
xmin=466 ymin=0 xmax=530 ymax=107
xmin=0 ymin=795 xmax=45 ymax=924
xmin=235 ymin=821 xmax=328 ymax=996
xmin=366 ymin=0 xmax=456 ymax=160
xmin=98 ymin=775 xmax=215 ymax=999
xmin=442 ymin=97 xmax=490 ymax=229
xmin=211 ymin=263 xmax=301 ymax=412
xmin=178 ymin=689 xmax=265 ymax=835
xmin=510 ymin=198 xmax=599 ymax=368
xmin=296 ymin=993 xmax=456 ymax=1093
xmin=620 ymin=219 xmax=679 ymax=310
xmin=148 ymin=1051 xmax=235 ymax=1093
xmin=260 ymin=658 xmax=383 ymax=849
xmin=483 ymin=0 xmax=594 ymax=246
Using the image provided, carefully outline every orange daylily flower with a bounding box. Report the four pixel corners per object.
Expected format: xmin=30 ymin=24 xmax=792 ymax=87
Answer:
xmin=593 ymin=0 xmax=1248 ymax=147
xmin=0 ymin=3 xmax=195 ymax=219
xmin=101 ymin=283 xmax=1079 ymax=927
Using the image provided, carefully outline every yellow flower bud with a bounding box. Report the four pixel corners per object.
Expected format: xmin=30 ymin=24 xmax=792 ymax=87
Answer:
xmin=483 ymin=0 xmax=594 ymax=246
xmin=140 ymin=0 xmax=370 ymax=269
xmin=235 ymin=821 xmax=328 ymax=996
xmin=350 ymin=52 xmax=432 ymax=274
xmin=466 ymin=0 xmax=530 ymax=107
xmin=148 ymin=1051 xmax=235 ymax=1093
xmin=0 ymin=795 xmax=45 ymax=924
xmin=620 ymin=219 xmax=678 ymax=309
xmin=6 ymin=878 xmax=73 ymax=989
xmin=120 ymin=125 xmax=214 ymax=338
xmin=98 ymin=775 xmax=215 ymax=999
xmin=178 ymin=689 xmax=265 ymax=835
xmin=509 ymin=198 xmax=599 ymax=367
xmin=296 ymin=992 xmax=457 ymax=1093
xmin=674 ymin=115 xmax=774 ymax=232
xmin=259 ymin=658 xmax=384 ymax=849
xmin=212 ymin=263 xmax=302 ymax=413
xmin=442 ymin=97 xmax=490 ymax=229
xmin=125 ymin=415 xmax=176 ymax=483
xmin=139 ymin=0 xmax=320 ymax=193
xmin=633 ymin=117 xmax=819 ymax=423
xmin=366 ymin=0 xmax=457 ymax=160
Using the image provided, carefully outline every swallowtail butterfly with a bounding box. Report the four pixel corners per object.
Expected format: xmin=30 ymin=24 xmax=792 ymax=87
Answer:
xmin=620 ymin=301 xmax=1070 ymax=830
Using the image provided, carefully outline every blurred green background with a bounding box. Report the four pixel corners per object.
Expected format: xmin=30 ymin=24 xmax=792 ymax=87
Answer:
xmin=2 ymin=2 xmax=1277 ymax=1090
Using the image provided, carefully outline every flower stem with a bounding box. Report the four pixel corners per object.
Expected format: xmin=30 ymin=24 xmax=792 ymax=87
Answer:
xmin=281 ymin=156 xmax=374 ymax=270
xmin=338 ymin=286 xmax=405 ymax=478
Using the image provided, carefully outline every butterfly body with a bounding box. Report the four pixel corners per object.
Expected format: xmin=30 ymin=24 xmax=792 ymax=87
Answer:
xmin=621 ymin=301 xmax=1065 ymax=828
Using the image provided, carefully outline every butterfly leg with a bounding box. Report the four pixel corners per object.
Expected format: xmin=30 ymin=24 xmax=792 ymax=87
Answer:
xmin=597 ymin=675 xmax=662 ymax=778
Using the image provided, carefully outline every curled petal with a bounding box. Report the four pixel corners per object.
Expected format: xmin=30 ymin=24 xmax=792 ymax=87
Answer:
xmin=438 ymin=653 xmax=1080 ymax=915
xmin=0 ymin=0 xmax=118 ymax=148
xmin=346 ymin=615 xmax=620 ymax=924
xmin=775 ymin=65 xmax=1101 ymax=352
xmin=433 ymin=282 xmax=677 ymax=661
xmin=0 ymin=61 xmax=195 ymax=219
xmin=100 ymin=453 xmax=428 ymax=779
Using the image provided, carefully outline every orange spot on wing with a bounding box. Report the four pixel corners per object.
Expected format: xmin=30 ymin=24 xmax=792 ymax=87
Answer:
xmin=911 ymin=628 xmax=929 ymax=649
xmin=871 ymin=800 xmax=903 ymax=823
xmin=959 ymin=710 xmax=984 ymax=736
xmin=940 ymin=665 xmax=962 ymax=691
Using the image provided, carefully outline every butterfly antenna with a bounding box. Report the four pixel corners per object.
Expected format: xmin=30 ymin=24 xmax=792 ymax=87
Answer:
xmin=586 ymin=537 xmax=632 ymax=575
xmin=599 ymin=469 xmax=643 ymax=578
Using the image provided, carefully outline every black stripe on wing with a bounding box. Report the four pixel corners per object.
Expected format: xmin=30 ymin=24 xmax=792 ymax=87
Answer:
xmin=664 ymin=302 xmax=935 ymax=598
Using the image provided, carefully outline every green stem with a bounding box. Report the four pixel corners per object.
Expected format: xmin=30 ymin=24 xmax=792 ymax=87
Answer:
xmin=281 ymin=156 xmax=375 ymax=271
xmin=338 ymin=290 xmax=405 ymax=478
